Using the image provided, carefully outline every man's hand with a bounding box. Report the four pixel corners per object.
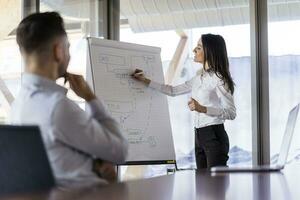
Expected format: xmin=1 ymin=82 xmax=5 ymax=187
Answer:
xmin=66 ymin=73 xmax=96 ymax=102
xmin=94 ymin=161 xmax=117 ymax=183
xmin=188 ymin=98 xmax=207 ymax=113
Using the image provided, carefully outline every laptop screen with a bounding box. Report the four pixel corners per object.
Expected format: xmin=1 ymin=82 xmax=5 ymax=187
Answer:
xmin=277 ymin=104 xmax=300 ymax=167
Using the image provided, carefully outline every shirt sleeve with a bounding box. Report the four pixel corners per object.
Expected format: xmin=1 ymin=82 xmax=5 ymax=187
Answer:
xmin=206 ymin=82 xmax=237 ymax=120
xmin=50 ymin=98 xmax=128 ymax=164
xmin=148 ymin=78 xmax=194 ymax=97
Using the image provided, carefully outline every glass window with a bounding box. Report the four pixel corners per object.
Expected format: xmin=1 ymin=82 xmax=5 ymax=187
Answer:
xmin=0 ymin=1 xmax=22 ymax=123
xmin=120 ymin=1 xmax=252 ymax=180
xmin=40 ymin=0 xmax=102 ymax=107
xmin=268 ymin=3 xmax=300 ymax=163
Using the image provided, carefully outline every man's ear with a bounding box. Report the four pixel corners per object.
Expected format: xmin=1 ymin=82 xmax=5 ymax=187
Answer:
xmin=53 ymin=42 xmax=64 ymax=63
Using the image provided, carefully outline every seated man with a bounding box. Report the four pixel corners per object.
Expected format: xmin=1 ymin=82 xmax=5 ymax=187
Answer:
xmin=10 ymin=12 xmax=128 ymax=186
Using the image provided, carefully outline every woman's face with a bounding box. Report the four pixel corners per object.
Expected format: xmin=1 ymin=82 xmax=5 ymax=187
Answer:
xmin=193 ymin=38 xmax=204 ymax=64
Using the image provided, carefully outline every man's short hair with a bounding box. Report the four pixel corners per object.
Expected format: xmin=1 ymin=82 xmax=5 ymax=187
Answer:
xmin=16 ymin=12 xmax=67 ymax=54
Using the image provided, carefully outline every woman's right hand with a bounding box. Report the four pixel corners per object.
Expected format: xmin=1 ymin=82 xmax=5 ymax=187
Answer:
xmin=131 ymin=69 xmax=150 ymax=85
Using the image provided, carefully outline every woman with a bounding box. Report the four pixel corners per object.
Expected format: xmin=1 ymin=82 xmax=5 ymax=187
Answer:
xmin=132 ymin=33 xmax=236 ymax=169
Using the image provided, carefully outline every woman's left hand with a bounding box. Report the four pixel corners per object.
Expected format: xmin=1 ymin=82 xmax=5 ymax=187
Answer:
xmin=188 ymin=98 xmax=207 ymax=113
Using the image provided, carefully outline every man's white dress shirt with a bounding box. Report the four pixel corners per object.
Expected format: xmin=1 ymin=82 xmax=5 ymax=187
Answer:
xmin=10 ymin=73 xmax=128 ymax=186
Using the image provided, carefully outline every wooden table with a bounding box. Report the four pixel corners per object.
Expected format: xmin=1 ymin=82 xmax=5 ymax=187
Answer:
xmin=1 ymin=164 xmax=300 ymax=200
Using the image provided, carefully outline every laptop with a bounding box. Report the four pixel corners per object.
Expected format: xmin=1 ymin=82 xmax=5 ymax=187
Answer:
xmin=0 ymin=125 xmax=55 ymax=196
xmin=211 ymin=103 xmax=300 ymax=173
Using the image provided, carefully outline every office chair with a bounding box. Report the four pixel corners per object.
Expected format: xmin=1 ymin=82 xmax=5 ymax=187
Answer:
xmin=0 ymin=125 xmax=55 ymax=196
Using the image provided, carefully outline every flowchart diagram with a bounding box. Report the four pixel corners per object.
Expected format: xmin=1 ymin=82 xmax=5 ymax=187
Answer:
xmin=96 ymin=53 xmax=157 ymax=148
xmin=88 ymin=38 xmax=175 ymax=162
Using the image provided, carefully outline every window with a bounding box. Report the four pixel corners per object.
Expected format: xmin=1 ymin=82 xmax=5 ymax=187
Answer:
xmin=268 ymin=2 xmax=300 ymax=163
xmin=0 ymin=1 xmax=22 ymax=123
xmin=40 ymin=0 xmax=103 ymax=108
xmin=120 ymin=1 xmax=252 ymax=180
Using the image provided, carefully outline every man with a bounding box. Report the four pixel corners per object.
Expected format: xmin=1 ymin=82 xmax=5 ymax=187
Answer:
xmin=10 ymin=12 xmax=128 ymax=186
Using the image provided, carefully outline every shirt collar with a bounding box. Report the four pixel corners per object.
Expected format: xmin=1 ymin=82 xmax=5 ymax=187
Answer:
xmin=22 ymin=73 xmax=68 ymax=95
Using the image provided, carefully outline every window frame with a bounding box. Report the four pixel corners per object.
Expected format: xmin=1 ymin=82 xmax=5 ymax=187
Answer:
xmin=25 ymin=0 xmax=271 ymax=165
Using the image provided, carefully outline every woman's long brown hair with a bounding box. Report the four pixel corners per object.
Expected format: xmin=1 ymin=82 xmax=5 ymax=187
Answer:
xmin=201 ymin=34 xmax=235 ymax=94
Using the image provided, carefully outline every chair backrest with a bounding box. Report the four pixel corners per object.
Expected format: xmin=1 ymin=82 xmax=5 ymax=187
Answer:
xmin=0 ymin=125 xmax=55 ymax=196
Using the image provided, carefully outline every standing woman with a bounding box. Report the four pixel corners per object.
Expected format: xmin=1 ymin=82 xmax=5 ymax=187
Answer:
xmin=132 ymin=33 xmax=236 ymax=169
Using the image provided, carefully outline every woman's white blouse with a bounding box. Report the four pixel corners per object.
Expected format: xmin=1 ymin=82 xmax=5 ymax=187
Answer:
xmin=149 ymin=71 xmax=236 ymax=128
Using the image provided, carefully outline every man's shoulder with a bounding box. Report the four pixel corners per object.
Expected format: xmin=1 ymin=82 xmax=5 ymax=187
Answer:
xmin=52 ymin=94 xmax=83 ymax=118
xmin=36 ymin=91 xmax=71 ymax=113
xmin=50 ymin=95 xmax=88 ymax=130
xmin=10 ymin=91 xmax=70 ymax=124
xmin=52 ymin=94 xmax=79 ymax=111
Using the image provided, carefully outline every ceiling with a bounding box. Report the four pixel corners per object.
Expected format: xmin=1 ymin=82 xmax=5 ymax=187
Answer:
xmin=120 ymin=0 xmax=300 ymax=32
xmin=38 ymin=0 xmax=300 ymax=33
